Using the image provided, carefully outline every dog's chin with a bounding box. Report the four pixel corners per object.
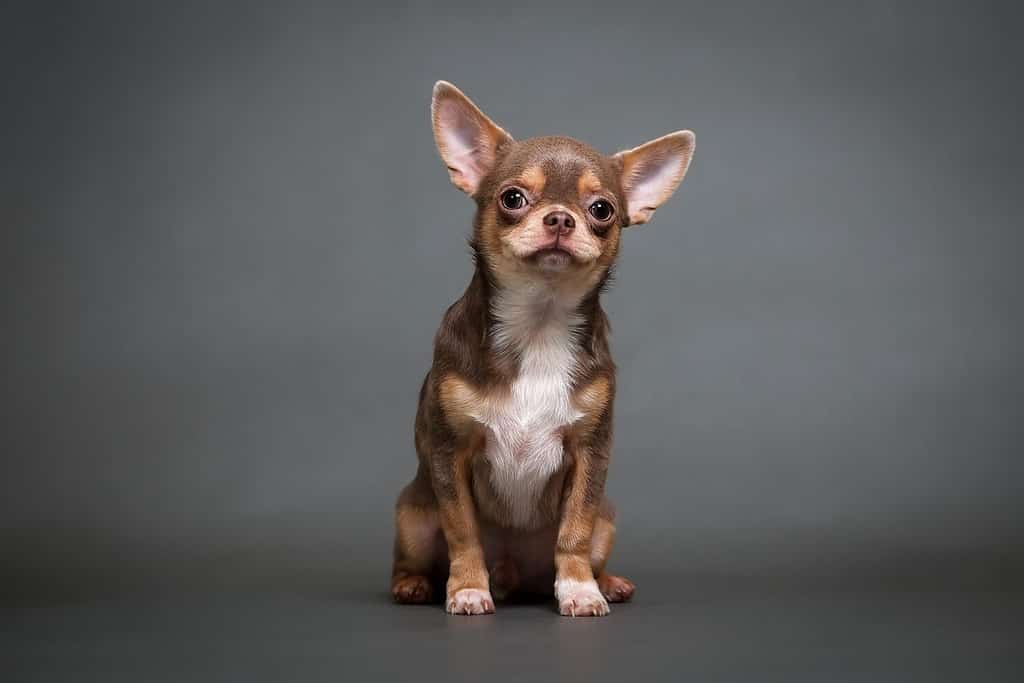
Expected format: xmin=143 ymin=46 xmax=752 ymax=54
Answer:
xmin=529 ymin=247 xmax=576 ymax=273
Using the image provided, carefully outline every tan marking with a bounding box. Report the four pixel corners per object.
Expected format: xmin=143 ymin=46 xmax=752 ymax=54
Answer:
xmin=519 ymin=165 xmax=547 ymax=195
xmin=555 ymin=550 xmax=594 ymax=583
xmin=575 ymin=376 xmax=610 ymax=416
xmin=577 ymin=168 xmax=602 ymax=197
xmin=438 ymin=375 xmax=485 ymax=432
xmin=572 ymin=376 xmax=611 ymax=435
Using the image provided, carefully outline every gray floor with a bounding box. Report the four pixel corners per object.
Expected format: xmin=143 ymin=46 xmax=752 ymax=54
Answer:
xmin=4 ymin=579 xmax=1022 ymax=682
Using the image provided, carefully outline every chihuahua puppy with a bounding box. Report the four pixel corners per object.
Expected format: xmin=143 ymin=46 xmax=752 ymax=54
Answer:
xmin=391 ymin=82 xmax=694 ymax=616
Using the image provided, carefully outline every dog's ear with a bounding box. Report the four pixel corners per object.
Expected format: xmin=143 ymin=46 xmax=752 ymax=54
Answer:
xmin=613 ymin=131 xmax=695 ymax=226
xmin=431 ymin=81 xmax=513 ymax=196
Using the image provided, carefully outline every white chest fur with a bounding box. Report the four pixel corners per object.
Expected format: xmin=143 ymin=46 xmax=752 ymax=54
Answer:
xmin=479 ymin=286 xmax=584 ymax=528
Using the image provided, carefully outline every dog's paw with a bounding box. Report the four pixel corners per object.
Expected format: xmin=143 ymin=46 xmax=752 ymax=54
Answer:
xmin=445 ymin=588 xmax=495 ymax=615
xmin=597 ymin=573 xmax=635 ymax=603
xmin=392 ymin=574 xmax=434 ymax=604
xmin=555 ymin=578 xmax=610 ymax=617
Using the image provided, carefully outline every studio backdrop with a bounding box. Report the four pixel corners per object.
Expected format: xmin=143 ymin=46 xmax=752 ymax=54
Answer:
xmin=2 ymin=0 xmax=1022 ymax=600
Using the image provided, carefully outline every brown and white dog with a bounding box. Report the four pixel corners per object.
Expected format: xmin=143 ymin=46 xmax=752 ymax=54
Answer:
xmin=391 ymin=81 xmax=695 ymax=616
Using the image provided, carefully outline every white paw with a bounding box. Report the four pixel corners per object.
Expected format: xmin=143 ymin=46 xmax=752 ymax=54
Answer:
xmin=445 ymin=588 xmax=495 ymax=615
xmin=555 ymin=578 xmax=610 ymax=617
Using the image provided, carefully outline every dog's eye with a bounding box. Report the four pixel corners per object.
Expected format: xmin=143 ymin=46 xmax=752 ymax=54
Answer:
xmin=588 ymin=199 xmax=614 ymax=222
xmin=500 ymin=188 xmax=527 ymax=211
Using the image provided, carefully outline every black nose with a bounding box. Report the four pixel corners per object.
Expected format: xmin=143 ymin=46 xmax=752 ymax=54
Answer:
xmin=543 ymin=211 xmax=575 ymax=235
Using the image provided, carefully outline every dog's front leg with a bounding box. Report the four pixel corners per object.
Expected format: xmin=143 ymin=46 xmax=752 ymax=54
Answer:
xmin=430 ymin=435 xmax=493 ymax=615
xmin=554 ymin=430 xmax=612 ymax=617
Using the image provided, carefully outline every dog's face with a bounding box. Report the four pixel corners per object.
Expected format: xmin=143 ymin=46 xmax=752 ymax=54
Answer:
xmin=431 ymin=81 xmax=694 ymax=291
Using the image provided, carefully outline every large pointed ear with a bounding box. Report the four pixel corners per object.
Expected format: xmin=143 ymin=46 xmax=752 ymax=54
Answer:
xmin=613 ymin=130 xmax=695 ymax=225
xmin=431 ymin=81 xmax=513 ymax=196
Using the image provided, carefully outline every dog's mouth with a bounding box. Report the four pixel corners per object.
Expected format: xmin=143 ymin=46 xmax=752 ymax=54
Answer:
xmin=530 ymin=245 xmax=575 ymax=270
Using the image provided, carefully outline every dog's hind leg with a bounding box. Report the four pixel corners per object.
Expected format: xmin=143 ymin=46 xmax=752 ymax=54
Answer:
xmin=391 ymin=466 xmax=446 ymax=604
xmin=590 ymin=500 xmax=635 ymax=603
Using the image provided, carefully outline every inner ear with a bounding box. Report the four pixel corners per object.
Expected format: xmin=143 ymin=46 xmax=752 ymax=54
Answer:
xmin=614 ymin=130 xmax=695 ymax=225
xmin=431 ymin=81 xmax=513 ymax=196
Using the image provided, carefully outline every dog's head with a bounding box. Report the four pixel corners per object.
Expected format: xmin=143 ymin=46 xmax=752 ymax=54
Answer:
xmin=431 ymin=81 xmax=694 ymax=293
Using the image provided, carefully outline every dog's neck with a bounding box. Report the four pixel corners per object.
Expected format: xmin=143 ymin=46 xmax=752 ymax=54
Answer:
xmin=451 ymin=262 xmax=609 ymax=387
xmin=490 ymin=273 xmax=588 ymax=356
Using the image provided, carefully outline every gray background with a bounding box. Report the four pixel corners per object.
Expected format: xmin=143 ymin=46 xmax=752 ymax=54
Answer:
xmin=2 ymin=1 xmax=1022 ymax=680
